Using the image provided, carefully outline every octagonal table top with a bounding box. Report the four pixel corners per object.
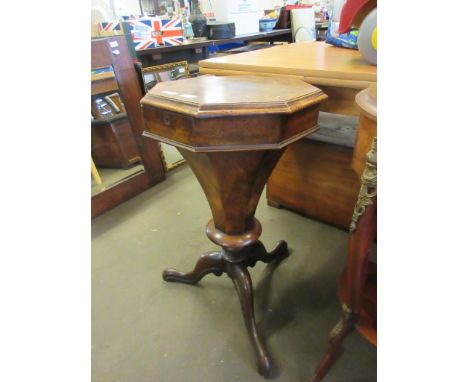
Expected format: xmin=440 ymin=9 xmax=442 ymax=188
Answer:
xmin=140 ymin=75 xmax=326 ymax=117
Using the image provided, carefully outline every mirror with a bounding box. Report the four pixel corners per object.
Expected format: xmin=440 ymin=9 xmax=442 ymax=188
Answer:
xmin=141 ymin=61 xmax=190 ymax=91
xmin=140 ymin=61 xmax=190 ymax=171
xmin=91 ymin=65 xmax=145 ymax=196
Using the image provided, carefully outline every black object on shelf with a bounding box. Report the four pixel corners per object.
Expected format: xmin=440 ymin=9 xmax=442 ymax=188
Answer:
xmin=189 ymin=0 xmax=207 ymax=37
xmin=207 ymin=22 xmax=236 ymax=40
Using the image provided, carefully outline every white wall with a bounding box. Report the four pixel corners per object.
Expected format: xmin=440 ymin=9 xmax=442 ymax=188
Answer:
xmin=258 ymin=0 xmax=332 ymax=10
xmin=200 ymin=0 xmax=283 ymax=18
xmin=258 ymin=0 xmax=283 ymax=10
xmin=91 ymin=0 xmax=141 ymax=22
xmin=91 ymin=0 xmax=115 ymax=23
xmin=200 ymin=0 xmax=334 ymax=18
xmin=113 ymin=0 xmax=141 ymax=17
xmin=91 ymin=0 xmax=334 ymax=22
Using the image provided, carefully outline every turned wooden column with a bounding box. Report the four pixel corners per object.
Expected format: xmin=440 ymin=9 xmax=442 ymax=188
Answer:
xmin=311 ymin=84 xmax=377 ymax=382
xmin=141 ymin=75 xmax=326 ymax=377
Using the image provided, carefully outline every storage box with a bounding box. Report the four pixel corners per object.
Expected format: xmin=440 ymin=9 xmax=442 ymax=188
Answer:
xmin=207 ymin=22 xmax=236 ymax=39
xmin=205 ymin=0 xmax=260 ymax=35
xmin=124 ymin=17 xmax=185 ymax=50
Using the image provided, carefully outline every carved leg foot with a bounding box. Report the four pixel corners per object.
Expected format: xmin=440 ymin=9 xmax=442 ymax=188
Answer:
xmin=310 ymin=306 xmax=356 ymax=382
xmin=163 ymin=251 xmax=223 ymax=284
xmin=249 ymin=240 xmax=289 ymax=266
xmin=227 ymin=262 xmax=273 ymax=378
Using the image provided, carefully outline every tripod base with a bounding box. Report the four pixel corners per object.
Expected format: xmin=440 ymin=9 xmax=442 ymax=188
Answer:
xmin=163 ymin=240 xmax=288 ymax=378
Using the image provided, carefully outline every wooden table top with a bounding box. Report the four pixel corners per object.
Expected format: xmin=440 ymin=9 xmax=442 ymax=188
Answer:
xmin=199 ymin=41 xmax=377 ymax=89
xmin=141 ymin=75 xmax=326 ymax=117
xmin=141 ymin=75 xmax=326 ymax=153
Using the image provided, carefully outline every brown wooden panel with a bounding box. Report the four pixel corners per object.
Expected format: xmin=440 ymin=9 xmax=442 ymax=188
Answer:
xmin=91 ymin=172 xmax=151 ymax=218
xmin=351 ymin=114 xmax=377 ymax=175
xmin=91 ymin=77 xmax=119 ymax=96
xmin=317 ymin=85 xmax=361 ymax=116
xmin=91 ymin=118 xmax=140 ymax=168
xmin=266 ymin=139 xmax=360 ymax=229
xmin=108 ymin=36 xmax=165 ymax=183
xmin=91 ymin=39 xmax=113 ymax=69
xmin=111 ymin=118 xmax=141 ymax=166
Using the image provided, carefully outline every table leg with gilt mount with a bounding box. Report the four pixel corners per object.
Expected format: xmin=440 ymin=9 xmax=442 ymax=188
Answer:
xmin=311 ymin=85 xmax=377 ymax=382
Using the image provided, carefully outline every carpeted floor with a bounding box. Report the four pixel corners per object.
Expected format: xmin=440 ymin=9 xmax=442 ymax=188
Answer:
xmin=92 ymin=165 xmax=376 ymax=382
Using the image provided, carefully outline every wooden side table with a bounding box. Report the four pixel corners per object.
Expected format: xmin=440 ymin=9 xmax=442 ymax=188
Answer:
xmin=311 ymin=84 xmax=377 ymax=382
xmin=141 ymin=75 xmax=327 ymax=377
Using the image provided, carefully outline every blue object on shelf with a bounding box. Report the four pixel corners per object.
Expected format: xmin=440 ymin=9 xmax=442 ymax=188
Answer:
xmin=325 ymin=12 xmax=359 ymax=49
xmin=207 ymin=42 xmax=244 ymax=55
xmin=259 ymin=18 xmax=277 ymax=32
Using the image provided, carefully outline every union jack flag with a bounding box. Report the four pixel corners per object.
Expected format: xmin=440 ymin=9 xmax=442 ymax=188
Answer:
xmin=128 ymin=17 xmax=185 ymax=50
xmin=97 ymin=20 xmax=121 ymax=32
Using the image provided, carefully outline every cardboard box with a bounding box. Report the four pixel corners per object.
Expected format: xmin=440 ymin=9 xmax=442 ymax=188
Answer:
xmin=206 ymin=0 xmax=261 ymax=35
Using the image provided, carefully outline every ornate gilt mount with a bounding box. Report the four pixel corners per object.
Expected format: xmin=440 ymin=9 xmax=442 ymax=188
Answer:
xmin=329 ymin=304 xmax=354 ymax=340
xmin=350 ymin=137 xmax=377 ymax=232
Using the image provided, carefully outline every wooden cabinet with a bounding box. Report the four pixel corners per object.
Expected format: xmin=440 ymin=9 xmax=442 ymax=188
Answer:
xmin=267 ymin=138 xmax=361 ymax=229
